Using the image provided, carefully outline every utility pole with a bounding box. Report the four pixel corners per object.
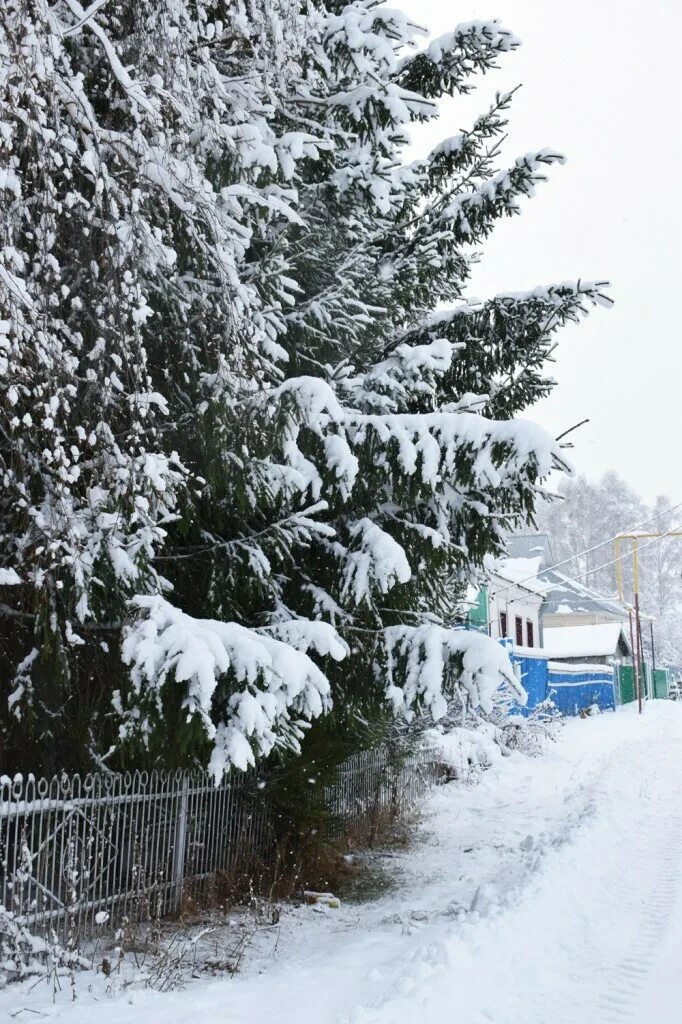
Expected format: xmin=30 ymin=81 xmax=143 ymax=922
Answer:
xmin=614 ymin=529 xmax=682 ymax=713
xmin=633 ymin=538 xmax=643 ymax=713
xmin=629 ymin=607 xmax=642 ymax=714
xmin=630 ymin=536 xmax=638 ymax=712
xmin=650 ymin=621 xmax=657 ymax=698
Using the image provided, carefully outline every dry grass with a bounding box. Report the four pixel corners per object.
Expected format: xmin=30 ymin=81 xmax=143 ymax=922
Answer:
xmin=260 ymin=804 xmax=418 ymax=903
xmin=171 ymin=798 xmax=419 ymax=916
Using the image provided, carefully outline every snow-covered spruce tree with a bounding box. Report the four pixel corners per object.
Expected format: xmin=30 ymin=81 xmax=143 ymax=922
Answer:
xmin=0 ymin=2 xmax=608 ymax=777
xmin=0 ymin=0 xmax=334 ymax=771
xmin=208 ymin=6 xmax=610 ymax=764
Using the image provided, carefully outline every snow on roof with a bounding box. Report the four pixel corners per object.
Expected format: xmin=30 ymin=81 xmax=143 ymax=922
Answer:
xmin=491 ymin=556 xmax=550 ymax=597
xmin=543 ymin=623 xmax=630 ymax=659
xmin=489 ymin=535 xmax=630 ymax=619
xmin=504 ymin=535 xmax=629 ymax=619
xmin=539 ymin=566 xmax=629 ymax=619
xmin=505 ymin=534 xmax=553 ymax=565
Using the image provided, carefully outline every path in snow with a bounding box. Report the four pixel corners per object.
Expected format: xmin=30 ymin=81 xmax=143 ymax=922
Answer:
xmin=7 ymin=703 xmax=682 ymax=1024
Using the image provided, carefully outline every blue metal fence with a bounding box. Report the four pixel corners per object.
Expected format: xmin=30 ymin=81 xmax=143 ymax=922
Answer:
xmin=546 ymin=664 xmax=616 ymax=715
xmin=513 ymin=653 xmax=550 ymax=709
xmin=506 ymin=645 xmax=616 ymax=717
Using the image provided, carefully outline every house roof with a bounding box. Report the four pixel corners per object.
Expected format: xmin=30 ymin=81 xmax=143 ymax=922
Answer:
xmin=504 ymin=534 xmax=630 ymax=620
xmin=538 ymin=566 xmax=629 ymax=619
xmin=491 ymin=556 xmax=550 ymax=597
xmin=505 ymin=533 xmax=554 ymax=565
xmin=543 ymin=623 xmax=631 ymax=659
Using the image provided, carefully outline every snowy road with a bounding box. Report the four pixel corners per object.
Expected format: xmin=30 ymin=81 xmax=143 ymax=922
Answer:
xmin=8 ymin=703 xmax=682 ymax=1024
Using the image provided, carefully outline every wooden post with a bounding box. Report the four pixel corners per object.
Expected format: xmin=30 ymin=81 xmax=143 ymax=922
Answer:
xmin=628 ymin=609 xmax=640 ymax=712
xmin=634 ymin=592 xmax=643 ymax=714
xmin=650 ymin=621 xmax=657 ymax=699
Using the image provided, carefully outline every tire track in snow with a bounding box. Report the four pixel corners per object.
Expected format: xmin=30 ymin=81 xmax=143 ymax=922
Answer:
xmin=514 ymin=736 xmax=682 ymax=1024
xmin=339 ymin=721 xmax=682 ymax=1024
xmin=551 ymin=735 xmax=682 ymax=1024
xmin=594 ymin=744 xmax=682 ymax=1024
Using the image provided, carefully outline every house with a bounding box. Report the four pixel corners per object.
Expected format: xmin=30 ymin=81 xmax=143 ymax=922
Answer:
xmin=486 ymin=556 xmax=548 ymax=650
xmin=504 ymin=534 xmax=631 ymax=632
xmin=469 ymin=536 xmax=637 ymax=715
xmin=471 ymin=533 xmax=635 ymax=669
xmin=543 ymin=623 xmax=632 ymax=666
xmin=538 ymin=568 xmax=630 ymax=631
xmin=482 ymin=534 xmax=634 ymax=667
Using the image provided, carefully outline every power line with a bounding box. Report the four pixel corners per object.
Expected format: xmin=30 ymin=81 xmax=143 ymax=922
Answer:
xmin=481 ymin=521 xmax=682 ymax=631
xmin=488 ymin=499 xmax=682 ymax=604
xmin=541 ymin=523 xmax=682 ymax=595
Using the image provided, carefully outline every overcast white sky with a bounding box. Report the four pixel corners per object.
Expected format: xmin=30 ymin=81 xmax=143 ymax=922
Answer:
xmin=399 ymin=0 xmax=682 ymax=503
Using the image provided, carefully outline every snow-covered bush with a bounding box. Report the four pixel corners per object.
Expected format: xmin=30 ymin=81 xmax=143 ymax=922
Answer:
xmin=0 ymin=2 xmax=607 ymax=776
xmin=421 ymin=722 xmax=505 ymax=781
xmin=420 ymin=694 xmax=561 ymax=779
xmin=0 ymin=906 xmax=87 ymax=989
xmin=494 ymin=699 xmax=561 ymax=756
xmin=415 ymin=669 xmax=561 ymax=774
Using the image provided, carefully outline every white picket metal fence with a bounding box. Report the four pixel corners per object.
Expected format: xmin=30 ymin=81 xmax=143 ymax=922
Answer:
xmin=0 ymin=746 xmax=443 ymax=940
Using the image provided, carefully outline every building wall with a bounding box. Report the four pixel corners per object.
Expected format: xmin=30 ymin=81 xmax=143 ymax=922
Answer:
xmin=488 ymin=574 xmax=543 ymax=649
xmin=542 ymin=611 xmax=627 ymax=630
xmin=550 ymin=654 xmax=611 ymax=666
xmin=468 ymin=585 xmax=489 ymax=630
xmin=547 ymin=664 xmax=616 ymax=715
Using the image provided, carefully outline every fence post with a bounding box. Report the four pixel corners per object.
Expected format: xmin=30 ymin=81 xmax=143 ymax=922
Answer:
xmin=172 ymin=775 xmax=189 ymax=915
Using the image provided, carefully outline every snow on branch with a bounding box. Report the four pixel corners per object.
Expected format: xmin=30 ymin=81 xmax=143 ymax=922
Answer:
xmin=396 ymin=20 xmax=520 ymax=100
xmin=343 ymin=336 xmax=463 ymax=413
xmin=413 ymin=90 xmax=516 ymax=188
xmin=276 ymin=376 xmax=566 ymax=495
xmin=382 ymin=282 xmax=612 ymax=420
xmin=383 ymin=624 xmax=525 ymax=721
xmin=323 ymin=3 xmax=422 ymax=81
xmin=341 ymin=518 xmax=411 ymax=606
xmin=364 ymin=337 xmax=459 ymax=385
xmin=257 ymin=618 xmax=349 ymax=660
xmin=61 ymin=0 xmax=158 ymax=118
xmin=417 ymin=281 xmax=613 ymax=339
xmin=121 ymin=596 xmax=342 ymax=779
xmin=435 ymin=150 xmax=565 ymax=236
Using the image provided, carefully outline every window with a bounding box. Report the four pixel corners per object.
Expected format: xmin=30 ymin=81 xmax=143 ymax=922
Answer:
xmin=515 ymin=616 xmax=523 ymax=646
xmin=500 ymin=611 xmax=508 ymax=637
xmin=526 ymin=619 xmax=534 ymax=648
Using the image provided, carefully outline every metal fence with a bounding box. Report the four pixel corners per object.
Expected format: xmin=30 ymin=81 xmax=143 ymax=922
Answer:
xmin=0 ymin=746 xmax=443 ymax=940
xmin=326 ymin=746 xmax=445 ymax=833
xmin=0 ymin=769 xmax=267 ymax=941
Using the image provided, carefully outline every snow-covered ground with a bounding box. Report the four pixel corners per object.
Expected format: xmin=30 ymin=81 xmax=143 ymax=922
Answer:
xmin=7 ymin=702 xmax=682 ymax=1024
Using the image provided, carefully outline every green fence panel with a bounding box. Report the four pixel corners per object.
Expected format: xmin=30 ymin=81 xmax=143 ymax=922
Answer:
xmin=617 ymin=664 xmax=668 ymax=702
xmin=619 ymin=665 xmax=635 ymax=704
xmin=654 ymin=668 xmax=669 ymax=700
